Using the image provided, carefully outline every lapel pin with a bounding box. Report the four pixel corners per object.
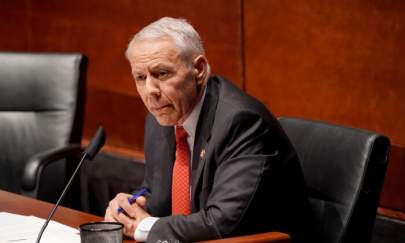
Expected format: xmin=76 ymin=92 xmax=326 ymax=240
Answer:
xmin=200 ymin=149 xmax=206 ymax=160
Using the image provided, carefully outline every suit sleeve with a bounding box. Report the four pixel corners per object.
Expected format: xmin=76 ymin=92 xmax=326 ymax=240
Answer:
xmin=147 ymin=111 xmax=282 ymax=243
xmin=142 ymin=114 xmax=158 ymax=213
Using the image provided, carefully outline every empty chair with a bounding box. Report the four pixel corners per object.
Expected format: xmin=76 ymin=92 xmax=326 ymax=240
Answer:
xmin=279 ymin=117 xmax=390 ymax=243
xmin=0 ymin=52 xmax=87 ymax=208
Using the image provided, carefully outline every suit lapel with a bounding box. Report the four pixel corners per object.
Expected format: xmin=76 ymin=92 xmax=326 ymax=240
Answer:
xmin=162 ymin=125 xmax=176 ymax=178
xmin=190 ymin=77 xmax=220 ymax=208
xmin=156 ymin=125 xmax=175 ymax=216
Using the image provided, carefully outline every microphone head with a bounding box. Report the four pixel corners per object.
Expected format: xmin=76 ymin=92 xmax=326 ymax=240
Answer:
xmin=84 ymin=126 xmax=106 ymax=160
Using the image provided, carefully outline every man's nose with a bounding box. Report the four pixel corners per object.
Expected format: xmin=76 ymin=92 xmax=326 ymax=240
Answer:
xmin=145 ymin=76 xmax=160 ymax=96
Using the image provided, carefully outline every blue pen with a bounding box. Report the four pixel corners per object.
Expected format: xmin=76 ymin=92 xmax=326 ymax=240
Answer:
xmin=117 ymin=187 xmax=147 ymax=214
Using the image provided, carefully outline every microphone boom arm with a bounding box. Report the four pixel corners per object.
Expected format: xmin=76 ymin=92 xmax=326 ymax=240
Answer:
xmin=36 ymin=126 xmax=106 ymax=243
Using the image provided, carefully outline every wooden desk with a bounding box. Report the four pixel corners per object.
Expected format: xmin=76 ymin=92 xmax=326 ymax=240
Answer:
xmin=0 ymin=190 xmax=134 ymax=243
xmin=0 ymin=190 xmax=289 ymax=243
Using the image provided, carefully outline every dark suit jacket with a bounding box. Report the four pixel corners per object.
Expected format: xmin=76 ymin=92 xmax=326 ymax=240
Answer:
xmin=143 ymin=76 xmax=312 ymax=243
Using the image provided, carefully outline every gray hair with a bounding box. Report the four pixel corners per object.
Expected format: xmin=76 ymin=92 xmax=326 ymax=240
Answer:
xmin=126 ymin=17 xmax=207 ymax=66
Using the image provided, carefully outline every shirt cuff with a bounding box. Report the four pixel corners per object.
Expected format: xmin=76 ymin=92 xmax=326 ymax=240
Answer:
xmin=134 ymin=217 xmax=159 ymax=242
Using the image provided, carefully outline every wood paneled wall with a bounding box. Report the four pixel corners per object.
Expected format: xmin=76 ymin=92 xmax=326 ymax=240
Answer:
xmin=244 ymin=0 xmax=405 ymax=213
xmin=0 ymin=0 xmax=243 ymax=154
xmin=1 ymin=0 xmax=405 ymax=213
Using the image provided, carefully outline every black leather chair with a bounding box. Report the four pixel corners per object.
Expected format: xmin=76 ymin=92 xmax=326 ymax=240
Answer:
xmin=279 ymin=117 xmax=390 ymax=243
xmin=0 ymin=52 xmax=87 ymax=208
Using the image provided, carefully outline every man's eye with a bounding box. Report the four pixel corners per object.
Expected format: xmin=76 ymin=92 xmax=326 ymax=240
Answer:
xmin=135 ymin=75 xmax=146 ymax=83
xmin=157 ymin=70 xmax=170 ymax=79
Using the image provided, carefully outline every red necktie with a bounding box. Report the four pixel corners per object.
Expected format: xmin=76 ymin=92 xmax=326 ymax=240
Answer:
xmin=172 ymin=126 xmax=191 ymax=215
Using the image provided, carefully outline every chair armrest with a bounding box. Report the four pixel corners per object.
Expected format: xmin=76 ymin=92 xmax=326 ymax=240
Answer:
xmin=197 ymin=232 xmax=290 ymax=243
xmin=21 ymin=144 xmax=83 ymax=193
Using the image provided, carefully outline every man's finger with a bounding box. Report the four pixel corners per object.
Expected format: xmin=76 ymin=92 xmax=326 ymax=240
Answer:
xmin=117 ymin=199 xmax=137 ymax=218
xmin=132 ymin=203 xmax=151 ymax=228
xmin=104 ymin=208 xmax=117 ymax=222
xmin=105 ymin=193 xmax=134 ymax=222
xmin=116 ymin=212 xmax=135 ymax=230
xmin=123 ymin=224 xmax=135 ymax=238
xmin=110 ymin=193 xmax=132 ymax=215
xmin=136 ymin=196 xmax=147 ymax=207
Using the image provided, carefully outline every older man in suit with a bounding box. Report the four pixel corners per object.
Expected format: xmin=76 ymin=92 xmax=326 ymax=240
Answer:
xmin=105 ymin=17 xmax=312 ymax=243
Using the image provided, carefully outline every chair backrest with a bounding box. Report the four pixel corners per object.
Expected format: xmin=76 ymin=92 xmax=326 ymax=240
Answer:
xmin=0 ymin=52 xmax=86 ymax=201
xmin=279 ymin=117 xmax=390 ymax=243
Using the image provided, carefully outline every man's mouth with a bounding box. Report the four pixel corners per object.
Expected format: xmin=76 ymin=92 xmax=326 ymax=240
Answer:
xmin=153 ymin=104 xmax=171 ymax=111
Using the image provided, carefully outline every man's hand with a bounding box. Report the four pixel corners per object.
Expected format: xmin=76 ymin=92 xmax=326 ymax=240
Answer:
xmin=104 ymin=193 xmax=150 ymax=238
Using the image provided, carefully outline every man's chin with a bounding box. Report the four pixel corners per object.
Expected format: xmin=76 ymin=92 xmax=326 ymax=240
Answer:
xmin=154 ymin=115 xmax=178 ymax=126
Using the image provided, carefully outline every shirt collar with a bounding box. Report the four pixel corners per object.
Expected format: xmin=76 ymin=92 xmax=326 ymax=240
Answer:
xmin=176 ymin=86 xmax=207 ymax=139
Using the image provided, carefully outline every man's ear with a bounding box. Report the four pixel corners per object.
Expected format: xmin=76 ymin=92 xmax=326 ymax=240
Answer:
xmin=193 ymin=55 xmax=208 ymax=85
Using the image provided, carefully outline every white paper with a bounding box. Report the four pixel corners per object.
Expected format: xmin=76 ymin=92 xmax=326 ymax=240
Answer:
xmin=0 ymin=212 xmax=79 ymax=243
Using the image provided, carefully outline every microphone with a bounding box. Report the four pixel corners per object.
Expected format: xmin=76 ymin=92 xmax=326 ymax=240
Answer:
xmin=35 ymin=126 xmax=106 ymax=243
xmin=84 ymin=126 xmax=106 ymax=160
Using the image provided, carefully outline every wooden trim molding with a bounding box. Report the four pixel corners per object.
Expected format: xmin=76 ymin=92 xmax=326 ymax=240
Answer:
xmin=198 ymin=232 xmax=290 ymax=243
xmin=82 ymin=138 xmax=145 ymax=162
xmin=378 ymin=207 xmax=405 ymax=222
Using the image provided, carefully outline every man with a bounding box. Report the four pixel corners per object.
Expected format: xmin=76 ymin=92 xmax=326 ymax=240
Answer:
xmin=105 ymin=17 xmax=312 ymax=242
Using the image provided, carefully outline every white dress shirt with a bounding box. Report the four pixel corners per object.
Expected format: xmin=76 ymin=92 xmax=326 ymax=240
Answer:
xmin=134 ymin=88 xmax=207 ymax=242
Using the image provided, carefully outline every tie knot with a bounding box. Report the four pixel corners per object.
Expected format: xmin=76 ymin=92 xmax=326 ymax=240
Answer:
xmin=176 ymin=126 xmax=188 ymax=142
